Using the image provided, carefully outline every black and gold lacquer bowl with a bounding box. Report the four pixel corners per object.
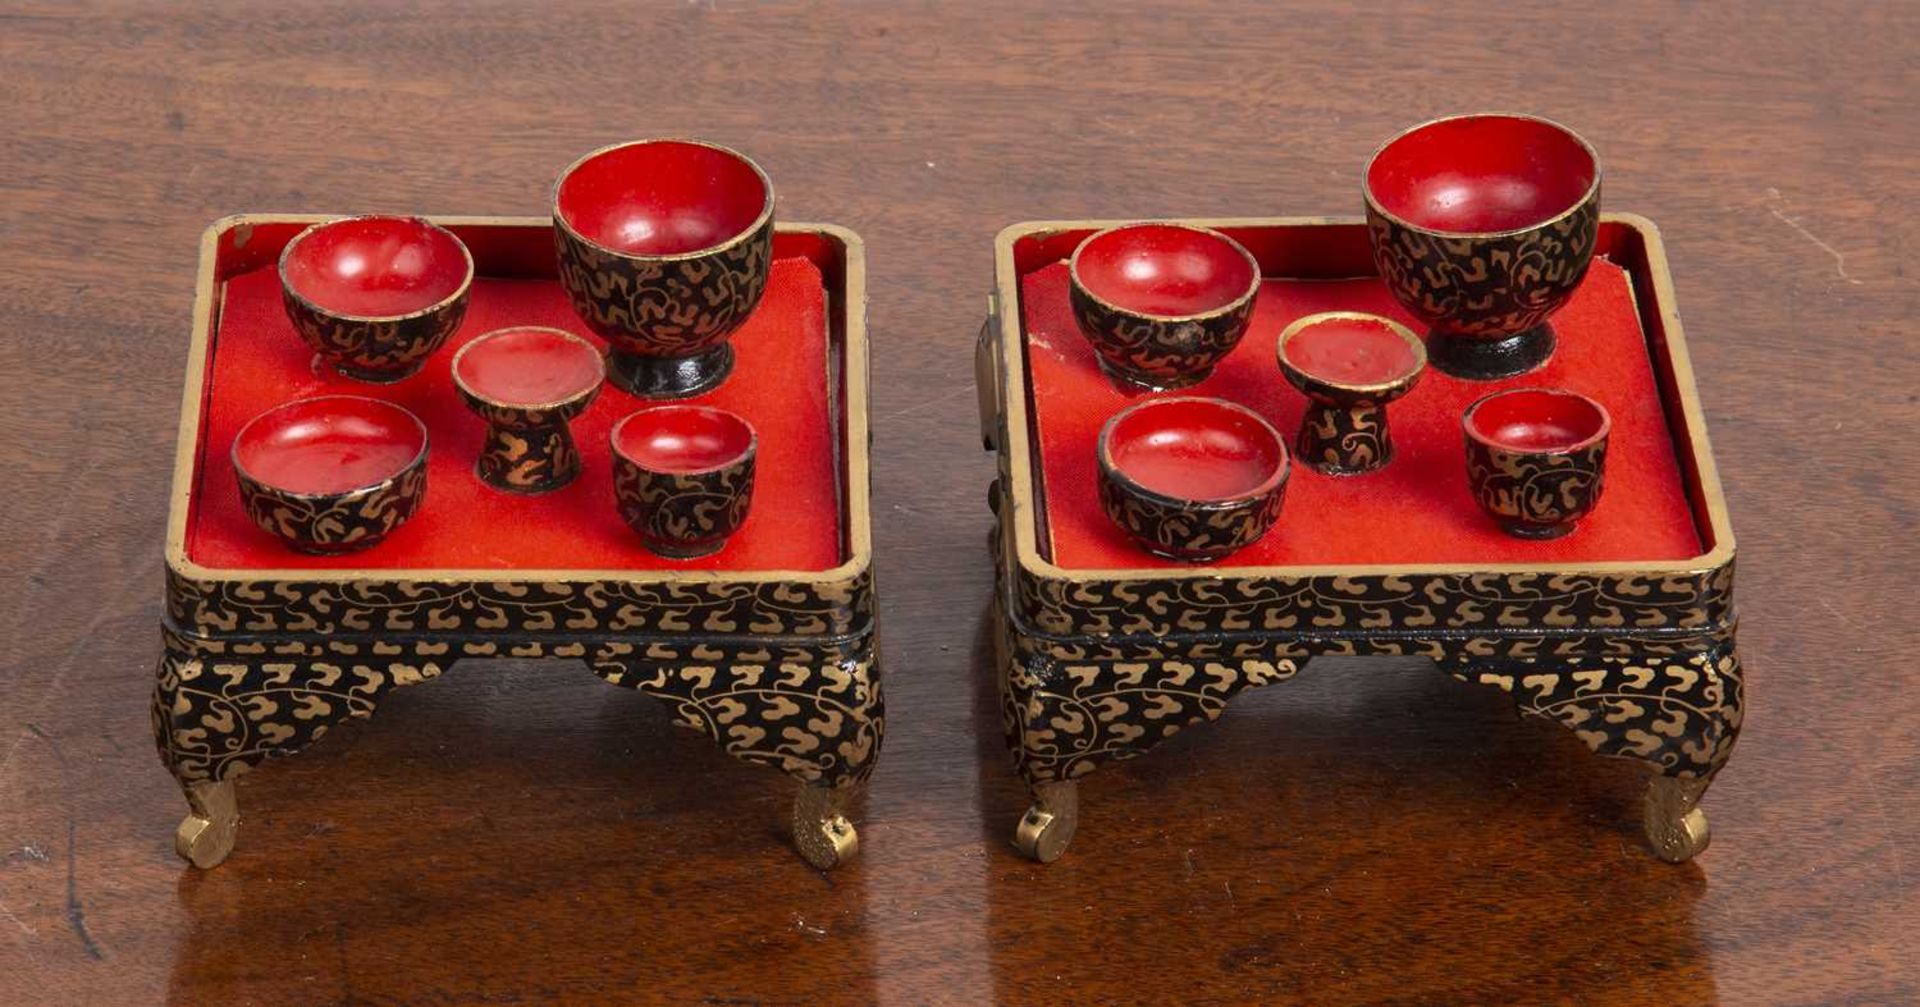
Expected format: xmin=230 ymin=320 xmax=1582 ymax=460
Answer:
xmin=1363 ymin=113 xmax=1601 ymax=380
xmin=1463 ymin=387 xmax=1611 ymax=539
xmin=1275 ymin=311 xmax=1427 ymax=475
xmin=451 ymin=326 xmax=606 ymax=494
xmin=553 ymin=139 xmax=775 ymax=399
xmin=232 ymin=395 xmax=429 ymax=554
xmin=278 ymin=215 xmax=474 ymax=383
xmin=610 ymin=405 xmax=758 ymax=559
xmin=1096 ymin=396 xmax=1290 ymax=562
xmin=1068 ymin=223 xmax=1262 ymax=392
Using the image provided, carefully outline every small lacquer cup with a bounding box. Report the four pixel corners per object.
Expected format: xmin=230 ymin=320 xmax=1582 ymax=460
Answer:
xmin=1097 ymin=396 xmax=1290 ymax=562
xmin=1275 ymin=311 xmax=1427 ymax=475
xmin=553 ymin=139 xmax=775 ymax=399
xmin=279 ymin=215 xmax=474 ymax=383
xmin=1364 ymin=113 xmax=1601 ymax=380
xmin=610 ymin=405 xmax=757 ymax=558
xmin=451 ymin=327 xmax=605 ymax=494
xmin=1462 ymin=388 xmax=1611 ymax=539
xmin=232 ymin=395 xmax=429 ymax=554
xmin=1068 ymin=223 xmax=1262 ymax=392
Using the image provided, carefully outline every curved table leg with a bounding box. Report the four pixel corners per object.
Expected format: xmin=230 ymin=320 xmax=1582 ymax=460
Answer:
xmin=151 ymin=637 xmax=440 ymax=868
xmin=1450 ymin=641 xmax=1744 ymax=862
xmin=590 ymin=643 xmax=884 ymax=869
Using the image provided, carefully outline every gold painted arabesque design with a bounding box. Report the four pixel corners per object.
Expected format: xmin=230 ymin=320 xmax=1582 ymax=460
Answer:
xmin=236 ymin=460 xmax=427 ymax=555
xmin=614 ymin=452 xmax=755 ymax=556
xmin=554 ymin=215 xmax=774 ymax=359
xmin=1466 ymin=438 xmax=1609 ymax=533
xmin=1366 ymin=196 xmax=1600 ymax=339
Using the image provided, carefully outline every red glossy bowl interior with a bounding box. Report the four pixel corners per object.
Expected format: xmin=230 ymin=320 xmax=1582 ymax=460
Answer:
xmin=612 ymin=405 xmax=755 ymax=474
xmin=455 ymin=327 xmax=603 ymax=407
xmin=1466 ymin=388 xmax=1610 ymax=452
xmin=1073 ymin=225 xmax=1258 ymax=317
xmin=1104 ymin=398 xmax=1286 ymax=502
xmin=233 ymin=396 xmax=426 ymax=495
xmin=556 ymin=140 xmax=770 ymax=256
xmin=281 ymin=216 xmax=469 ymax=318
xmin=1366 ymin=115 xmax=1596 ymax=233
xmin=1282 ymin=314 xmax=1421 ymax=386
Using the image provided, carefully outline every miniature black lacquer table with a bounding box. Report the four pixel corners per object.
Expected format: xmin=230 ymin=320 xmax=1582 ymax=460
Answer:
xmin=977 ymin=215 xmax=1742 ymax=862
xmin=153 ymin=215 xmax=881 ymax=870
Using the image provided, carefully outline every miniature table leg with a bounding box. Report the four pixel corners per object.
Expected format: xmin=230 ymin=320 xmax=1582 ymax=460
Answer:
xmin=151 ymin=634 xmax=440 ymax=868
xmin=1448 ymin=641 xmax=1743 ymax=862
xmin=590 ymin=643 xmax=884 ymax=869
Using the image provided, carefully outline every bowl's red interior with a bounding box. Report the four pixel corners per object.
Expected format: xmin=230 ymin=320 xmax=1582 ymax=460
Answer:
xmin=1467 ymin=389 xmax=1608 ymax=452
xmin=1282 ymin=315 xmax=1421 ymax=386
xmin=455 ymin=327 xmax=603 ymax=407
xmin=556 ymin=141 xmax=768 ymax=255
xmin=1073 ymin=225 xmax=1256 ymax=316
xmin=233 ymin=397 xmax=424 ymax=496
xmin=613 ymin=406 xmax=754 ymax=474
xmin=281 ymin=216 xmax=469 ymax=317
xmin=188 ymin=243 xmax=839 ymax=572
xmin=1021 ymin=250 xmax=1702 ymax=568
xmin=1366 ymin=116 xmax=1596 ymax=233
xmin=1106 ymin=399 xmax=1283 ymax=502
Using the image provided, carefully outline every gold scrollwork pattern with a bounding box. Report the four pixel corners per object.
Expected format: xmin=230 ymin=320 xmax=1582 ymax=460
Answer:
xmin=1098 ymin=476 xmax=1285 ymax=563
xmin=1450 ymin=644 xmax=1743 ymax=777
xmin=1298 ymin=403 xmax=1391 ymax=474
xmin=166 ymin=567 xmax=873 ymax=638
xmin=153 ymin=630 xmax=882 ymax=790
xmin=1068 ymin=282 xmax=1254 ymax=389
xmin=236 ymin=459 xmax=427 ymax=555
xmin=477 ymin=421 xmax=582 ymax=492
xmin=1466 ymin=437 xmax=1608 ymax=532
xmin=613 ymin=451 xmax=754 ymax=556
xmin=553 ymin=215 xmax=773 ymax=358
xmin=1366 ymin=195 xmax=1599 ymax=338
xmin=282 ymin=290 xmax=466 ymax=381
xmin=1013 ymin=562 xmax=1733 ymax=639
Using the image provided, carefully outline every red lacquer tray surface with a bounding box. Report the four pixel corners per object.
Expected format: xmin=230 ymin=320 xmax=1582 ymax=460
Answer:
xmin=1017 ymin=226 xmax=1705 ymax=571
xmin=183 ymin=222 xmax=845 ymax=573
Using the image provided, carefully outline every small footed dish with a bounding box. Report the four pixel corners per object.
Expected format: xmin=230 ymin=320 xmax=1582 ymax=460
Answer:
xmin=1276 ymin=311 xmax=1427 ymax=474
xmin=232 ymin=395 xmax=429 ymax=554
xmin=452 ymin=326 xmax=605 ymax=494
xmin=1097 ymin=396 xmax=1290 ymax=562
xmin=1069 ymin=223 xmax=1261 ymax=391
xmin=1463 ymin=387 xmax=1611 ymax=539
xmin=279 ymin=215 xmax=474 ymax=383
xmin=610 ymin=405 xmax=757 ymax=558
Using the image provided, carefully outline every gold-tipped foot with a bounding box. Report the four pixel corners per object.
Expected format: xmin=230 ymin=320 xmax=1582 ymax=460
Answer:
xmin=1013 ymin=780 xmax=1079 ymax=863
xmin=175 ymin=778 xmax=239 ymax=869
xmin=1644 ymin=775 xmax=1712 ymax=863
xmin=792 ymin=785 xmax=860 ymax=870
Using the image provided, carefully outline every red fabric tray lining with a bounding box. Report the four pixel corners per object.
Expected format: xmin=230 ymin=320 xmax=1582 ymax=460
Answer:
xmin=1021 ymin=258 xmax=1705 ymax=569
xmin=185 ymin=256 xmax=841 ymax=572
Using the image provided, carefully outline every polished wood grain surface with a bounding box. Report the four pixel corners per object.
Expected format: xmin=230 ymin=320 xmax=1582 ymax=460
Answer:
xmin=1 ymin=2 xmax=1915 ymax=1003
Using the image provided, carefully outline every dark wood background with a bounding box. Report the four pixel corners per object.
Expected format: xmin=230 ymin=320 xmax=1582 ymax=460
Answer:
xmin=2 ymin=2 xmax=1914 ymax=1003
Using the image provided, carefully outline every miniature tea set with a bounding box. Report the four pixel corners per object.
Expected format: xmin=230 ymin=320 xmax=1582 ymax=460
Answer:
xmin=237 ymin=139 xmax=774 ymax=559
xmin=1077 ymin=112 xmax=1611 ymax=561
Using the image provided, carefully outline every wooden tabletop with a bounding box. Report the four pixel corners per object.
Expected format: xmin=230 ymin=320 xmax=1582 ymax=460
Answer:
xmin=2 ymin=2 xmax=1915 ymax=1003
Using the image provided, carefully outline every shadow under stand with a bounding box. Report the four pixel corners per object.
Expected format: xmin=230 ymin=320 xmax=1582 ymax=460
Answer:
xmin=152 ymin=215 xmax=880 ymax=870
xmin=977 ymin=214 xmax=1744 ymax=864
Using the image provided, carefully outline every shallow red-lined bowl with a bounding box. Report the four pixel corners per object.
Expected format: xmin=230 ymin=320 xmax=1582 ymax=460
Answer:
xmin=1462 ymin=387 xmax=1612 ymax=539
xmin=231 ymin=395 xmax=429 ymax=554
xmin=278 ymin=215 xmax=473 ymax=383
xmin=1277 ymin=311 xmax=1426 ymax=403
xmin=1067 ymin=223 xmax=1262 ymax=391
xmin=1096 ymin=396 xmax=1290 ymax=562
xmin=553 ymin=139 xmax=776 ymax=399
xmin=1363 ymin=113 xmax=1601 ymax=380
xmin=609 ymin=405 xmax=758 ymax=558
